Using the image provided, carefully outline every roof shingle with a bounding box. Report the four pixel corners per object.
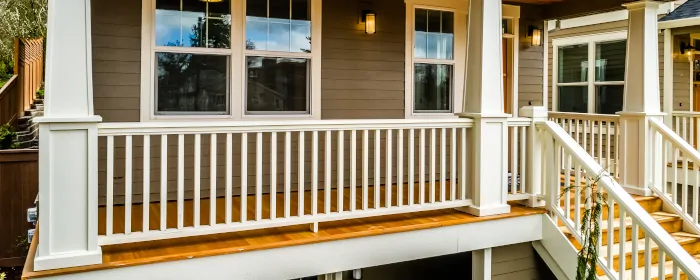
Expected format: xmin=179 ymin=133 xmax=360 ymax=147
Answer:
xmin=661 ymin=0 xmax=700 ymax=21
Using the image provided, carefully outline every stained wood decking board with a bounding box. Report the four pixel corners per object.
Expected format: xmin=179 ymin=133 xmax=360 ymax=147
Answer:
xmin=23 ymin=198 xmax=544 ymax=279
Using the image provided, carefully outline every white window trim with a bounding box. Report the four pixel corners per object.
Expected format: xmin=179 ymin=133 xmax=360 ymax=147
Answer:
xmin=552 ymin=30 xmax=627 ymax=114
xmin=140 ymin=0 xmax=322 ymax=122
xmin=404 ymin=1 xmax=466 ymax=119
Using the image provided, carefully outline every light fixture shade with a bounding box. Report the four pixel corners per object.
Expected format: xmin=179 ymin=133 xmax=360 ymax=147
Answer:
xmin=365 ymin=13 xmax=376 ymax=34
xmin=531 ymin=28 xmax=542 ymax=47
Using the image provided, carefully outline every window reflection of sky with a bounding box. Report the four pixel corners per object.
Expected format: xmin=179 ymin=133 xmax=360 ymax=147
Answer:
xmin=156 ymin=9 xmax=231 ymax=48
xmin=246 ymin=16 xmax=311 ymax=52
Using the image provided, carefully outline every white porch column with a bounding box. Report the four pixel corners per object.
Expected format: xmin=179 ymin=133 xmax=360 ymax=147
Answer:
xmin=472 ymin=248 xmax=492 ymax=280
xmin=33 ymin=0 xmax=102 ymax=271
xmin=617 ymin=0 xmax=663 ymax=196
xmin=456 ymin=0 xmax=510 ymax=216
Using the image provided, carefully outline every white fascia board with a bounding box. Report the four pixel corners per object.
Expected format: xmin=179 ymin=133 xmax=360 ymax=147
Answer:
xmin=659 ymin=17 xmax=700 ymax=29
xmin=547 ymin=2 xmax=676 ymax=32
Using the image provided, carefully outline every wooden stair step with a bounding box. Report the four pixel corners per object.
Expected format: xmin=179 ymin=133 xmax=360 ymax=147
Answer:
xmin=564 ymin=196 xmax=663 ymax=220
xmin=560 ymin=212 xmax=683 ymax=246
xmin=596 ymin=232 xmax=700 ymax=274
xmin=598 ymin=253 xmax=700 ymax=280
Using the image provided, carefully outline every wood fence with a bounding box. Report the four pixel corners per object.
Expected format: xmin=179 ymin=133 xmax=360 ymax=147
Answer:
xmin=0 ymin=150 xmax=38 ymax=268
xmin=0 ymin=38 xmax=44 ymax=126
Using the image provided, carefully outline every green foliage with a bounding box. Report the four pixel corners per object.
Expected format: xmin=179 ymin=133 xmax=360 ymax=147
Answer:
xmin=36 ymin=84 xmax=44 ymax=99
xmin=0 ymin=123 xmax=18 ymax=149
xmin=0 ymin=272 xmax=5 ymax=280
xmin=560 ymin=172 xmax=607 ymax=280
xmin=0 ymin=0 xmax=48 ymax=64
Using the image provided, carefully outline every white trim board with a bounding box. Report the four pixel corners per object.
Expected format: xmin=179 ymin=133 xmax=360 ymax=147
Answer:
xmin=37 ymin=214 xmax=544 ymax=280
xmin=546 ymin=2 xmax=677 ymax=32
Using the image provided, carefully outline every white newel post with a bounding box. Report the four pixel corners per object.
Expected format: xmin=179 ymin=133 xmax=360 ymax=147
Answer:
xmin=33 ymin=0 xmax=102 ymax=271
xmin=617 ymin=0 xmax=663 ymax=196
xmin=456 ymin=0 xmax=510 ymax=216
xmin=520 ymin=106 xmax=548 ymax=207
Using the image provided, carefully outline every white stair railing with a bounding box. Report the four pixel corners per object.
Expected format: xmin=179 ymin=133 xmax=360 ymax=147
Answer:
xmin=671 ymin=111 xmax=700 ymax=149
xmin=538 ymin=120 xmax=700 ymax=280
xmin=649 ymin=118 xmax=700 ymax=232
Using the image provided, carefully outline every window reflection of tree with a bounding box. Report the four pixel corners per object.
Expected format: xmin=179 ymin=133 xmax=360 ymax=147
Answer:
xmin=157 ymin=17 xmax=229 ymax=113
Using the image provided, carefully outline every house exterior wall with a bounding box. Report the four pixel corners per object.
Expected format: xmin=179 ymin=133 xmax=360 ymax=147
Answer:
xmin=91 ymin=0 xmax=542 ymax=204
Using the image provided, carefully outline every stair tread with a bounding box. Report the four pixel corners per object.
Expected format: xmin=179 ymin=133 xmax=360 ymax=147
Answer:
xmin=606 ymin=232 xmax=700 ymax=259
xmin=562 ymin=195 xmax=658 ymax=209
xmin=560 ymin=212 xmax=681 ymax=235
xmin=598 ymin=254 xmax=700 ymax=280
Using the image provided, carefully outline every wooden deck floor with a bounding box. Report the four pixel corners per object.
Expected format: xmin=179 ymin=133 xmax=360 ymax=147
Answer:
xmin=23 ymin=185 xmax=545 ymax=279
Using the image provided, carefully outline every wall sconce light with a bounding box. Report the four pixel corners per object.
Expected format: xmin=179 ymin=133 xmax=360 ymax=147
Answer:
xmin=362 ymin=10 xmax=376 ymax=34
xmin=681 ymin=42 xmax=696 ymax=61
xmin=528 ymin=26 xmax=542 ymax=47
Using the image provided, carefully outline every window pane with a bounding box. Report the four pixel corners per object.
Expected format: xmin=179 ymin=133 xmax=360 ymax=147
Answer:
xmin=269 ymin=0 xmax=291 ymax=19
xmin=291 ymin=0 xmax=309 ymax=20
xmin=595 ymin=85 xmax=623 ymax=114
xmin=246 ymin=0 xmax=266 ymax=17
xmin=415 ymin=32 xmax=427 ymax=59
xmin=558 ymin=44 xmax=588 ymax=83
xmin=427 ymin=10 xmax=441 ymax=33
xmin=246 ymin=19 xmax=267 ymax=50
xmin=442 ymin=12 xmax=454 ymax=34
xmin=156 ymin=53 xmax=229 ymax=114
xmin=156 ymin=0 xmax=231 ymax=48
xmin=268 ymin=22 xmax=291 ymax=52
xmin=557 ymin=86 xmax=588 ymax=113
xmin=246 ymin=57 xmax=309 ymax=113
xmin=595 ymin=40 xmax=626 ymax=82
xmin=415 ymin=9 xmax=427 ymax=32
xmin=414 ymin=64 xmax=452 ymax=112
xmin=291 ymin=22 xmax=311 ymax=53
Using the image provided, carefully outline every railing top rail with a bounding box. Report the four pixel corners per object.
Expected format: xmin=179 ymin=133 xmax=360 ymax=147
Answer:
xmin=540 ymin=120 xmax=700 ymax=278
xmin=0 ymin=75 xmax=18 ymax=99
xmin=650 ymin=118 xmax=700 ymax=164
xmin=672 ymin=111 xmax=700 ymax=117
xmin=97 ymin=118 xmax=474 ymax=136
xmin=548 ymin=111 xmax=620 ymax=121
xmin=507 ymin=117 xmax=531 ymax=127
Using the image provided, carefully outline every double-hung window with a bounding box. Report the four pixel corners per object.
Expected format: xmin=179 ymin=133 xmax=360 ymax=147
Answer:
xmin=146 ymin=0 xmax=319 ymax=120
xmin=413 ymin=8 xmax=455 ymax=114
xmin=554 ymin=32 xmax=626 ymax=115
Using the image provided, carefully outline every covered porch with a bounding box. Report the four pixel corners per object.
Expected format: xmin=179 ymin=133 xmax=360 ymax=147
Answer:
xmin=28 ymin=0 xmax=688 ymax=278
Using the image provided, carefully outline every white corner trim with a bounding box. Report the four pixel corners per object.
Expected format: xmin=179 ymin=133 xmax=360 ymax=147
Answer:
xmin=547 ymin=2 xmax=676 ymax=32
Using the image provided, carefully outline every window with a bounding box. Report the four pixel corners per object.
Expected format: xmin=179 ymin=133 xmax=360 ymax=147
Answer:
xmin=553 ymin=33 xmax=626 ymax=114
xmin=144 ymin=0 xmax=320 ymax=120
xmin=413 ymin=8 xmax=455 ymax=114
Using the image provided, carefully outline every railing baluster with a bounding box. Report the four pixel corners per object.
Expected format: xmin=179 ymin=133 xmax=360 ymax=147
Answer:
xmin=270 ymin=132 xmax=277 ymax=220
xmin=574 ymin=163 xmax=581 ymax=228
xmin=673 ymin=147 xmax=678 ymax=204
xmin=326 ymin=131 xmax=332 ymax=213
xmin=386 ymin=129 xmax=392 ymax=207
xmin=694 ymin=162 xmax=700 ymax=224
xmin=615 ymin=121 xmax=620 ymax=176
xmin=398 ymin=129 xmax=404 ymax=206
xmin=673 ymin=263 xmax=680 ymax=280
xmin=226 ymin=133 xmax=232 ymax=223
xmin=298 ymin=131 xmax=305 ymax=217
xmin=125 ymin=135 xmax=132 ymax=234
xmin=607 ymin=194 xmax=614 ymax=269
xmin=520 ymin=126 xmax=526 ymax=195
xmin=563 ymin=152 xmax=571 ymax=220
xmin=409 ymin=129 xmax=415 ymax=205
xmin=658 ymin=250 xmax=665 ymax=280
xmin=241 ymin=133 xmax=248 ymax=222
xmin=143 ymin=135 xmax=150 ymax=232
xmin=177 ymin=134 xmax=184 ymax=229
xmin=430 ymin=128 xmax=436 ymax=203
xmin=597 ymin=121 xmax=603 ymax=166
xmin=160 ymin=135 xmax=167 ymax=230
xmin=106 ymin=136 xmax=114 ymax=235
xmin=210 ymin=134 xmax=216 ymax=226
xmin=606 ymin=122 xmax=611 ymax=172
xmin=337 ymin=130 xmax=344 ymax=212
xmin=374 ymin=130 xmax=381 ymax=209
xmin=440 ymin=128 xmax=446 ymax=202
xmin=619 ymin=209 xmax=627 ymax=280
xmin=350 ymin=130 xmax=356 ymax=211
xmin=683 ymin=149 xmax=689 ymax=214
xmin=461 ymin=127 xmax=467 ymax=200
xmin=631 ymin=221 xmax=639 ymax=279
xmin=363 ymin=130 xmax=369 ymax=210
xmin=256 ymin=132 xmax=263 ymax=221
xmin=644 ymin=235 xmax=651 ymax=280
xmin=450 ymin=128 xmax=456 ymax=201
xmin=285 ymin=132 xmax=291 ymax=217
xmin=312 ymin=131 xmax=319 ymax=215
xmin=194 ymin=134 xmax=201 ymax=227
xmin=511 ymin=127 xmax=518 ymax=195
xmin=420 ymin=129 xmax=426 ymax=204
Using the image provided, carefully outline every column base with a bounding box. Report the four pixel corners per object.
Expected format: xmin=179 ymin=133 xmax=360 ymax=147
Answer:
xmin=455 ymin=204 xmax=511 ymax=217
xmin=34 ymin=247 xmax=102 ymax=271
xmin=621 ymin=185 xmax=653 ymax=196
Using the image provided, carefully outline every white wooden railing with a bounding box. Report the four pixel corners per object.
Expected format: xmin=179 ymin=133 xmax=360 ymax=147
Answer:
xmin=97 ymin=119 xmax=474 ymax=245
xmin=671 ymin=111 xmax=700 ymax=149
xmin=507 ymin=117 xmax=531 ymax=201
xmin=538 ymin=120 xmax=700 ymax=280
xmin=649 ymin=118 xmax=700 ymax=233
xmin=549 ymin=112 xmax=620 ymax=177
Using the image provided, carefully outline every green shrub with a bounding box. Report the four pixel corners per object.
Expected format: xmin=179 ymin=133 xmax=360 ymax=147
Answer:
xmin=36 ymin=85 xmax=44 ymax=99
xmin=0 ymin=123 xmax=19 ymax=149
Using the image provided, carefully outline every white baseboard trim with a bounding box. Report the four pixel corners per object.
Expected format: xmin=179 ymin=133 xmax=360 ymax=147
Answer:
xmin=33 ymin=247 xmax=102 ymax=271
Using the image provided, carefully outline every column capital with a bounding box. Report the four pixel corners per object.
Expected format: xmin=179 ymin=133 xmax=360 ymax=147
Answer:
xmin=623 ymin=0 xmax=662 ymax=10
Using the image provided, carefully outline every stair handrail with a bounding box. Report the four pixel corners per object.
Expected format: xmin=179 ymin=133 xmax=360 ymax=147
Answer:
xmin=540 ymin=120 xmax=700 ymax=279
xmin=650 ymin=117 xmax=700 ymax=165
